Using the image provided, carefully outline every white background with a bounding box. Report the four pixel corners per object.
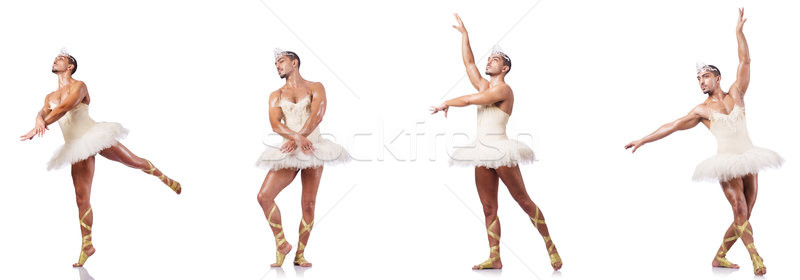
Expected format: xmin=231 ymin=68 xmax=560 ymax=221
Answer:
xmin=1 ymin=0 xmax=798 ymax=279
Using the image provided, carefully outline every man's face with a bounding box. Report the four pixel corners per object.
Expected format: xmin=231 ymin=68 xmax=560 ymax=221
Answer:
xmin=697 ymin=71 xmax=720 ymax=94
xmin=485 ymin=55 xmax=507 ymax=76
xmin=52 ymin=55 xmax=71 ymax=74
xmin=275 ymin=55 xmax=296 ymax=79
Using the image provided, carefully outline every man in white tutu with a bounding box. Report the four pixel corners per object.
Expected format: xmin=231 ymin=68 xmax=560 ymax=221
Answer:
xmin=20 ymin=50 xmax=182 ymax=267
xmin=431 ymin=14 xmax=562 ymax=271
xmin=625 ymin=9 xmax=780 ymax=276
xmin=256 ymin=49 xmax=348 ymax=267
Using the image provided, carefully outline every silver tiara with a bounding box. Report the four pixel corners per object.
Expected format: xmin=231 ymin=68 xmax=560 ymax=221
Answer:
xmin=696 ymin=61 xmax=715 ymax=74
xmin=274 ymin=48 xmax=290 ymax=59
xmin=490 ymin=44 xmax=510 ymax=62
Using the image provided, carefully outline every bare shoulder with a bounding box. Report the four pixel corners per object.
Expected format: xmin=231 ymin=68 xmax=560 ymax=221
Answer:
xmin=70 ymin=80 xmax=87 ymax=90
xmin=268 ymin=88 xmax=283 ymax=100
xmin=309 ymin=81 xmax=325 ymax=91
xmin=503 ymin=84 xmax=513 ymax=94
xmin=309 ymin=81 xmax=326 ymax=98
xmin=43 ymin=91 xmax=57 ymax=106
xmin=690 ymin=103 xmax=709 ymax=119
xmin=492 ymin=83 xmax=513 ymax=96
xmin=266 ymin=89 xmax=284 ymax=109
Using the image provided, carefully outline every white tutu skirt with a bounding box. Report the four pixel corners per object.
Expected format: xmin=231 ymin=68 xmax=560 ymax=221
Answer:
xmin=449 ymin=139 xmax=535 ymax=169
xmin=692 ymin=146 xmax=783 ymax=182
xmin=256 ymin=139 xmax=350 ymax=170
xmin=47 ymin=122 xmax=128 ymax=170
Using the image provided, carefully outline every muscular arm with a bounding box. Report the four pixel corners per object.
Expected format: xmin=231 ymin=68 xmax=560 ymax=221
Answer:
xmin=268 ymin=91 xmax=300 ymax=140
xmin=444 ymin=85 xmax=509 ymax=107
xmin=453 ymin=13 xmax=488 ymax=91
xmin=43 ymin=82 xmax=87 ymax=126
xmin=625 ymin=106 xmax=704 ymax=153
xmin=731 ymin=8 xmax=750 ymax=98
xmin=27 ymin=94 xmax=53 ymax=138
xmin=20 ymin=85 xmax=85 ymax=141
xmin=431 ymin=85 xmax=510 ymax=117
xmin=36 ymin=94 xmax=53 ymax=125
xmin=297 ymin=83 xmax=327 ymax=137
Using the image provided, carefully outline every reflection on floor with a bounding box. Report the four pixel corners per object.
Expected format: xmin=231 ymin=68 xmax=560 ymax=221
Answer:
xmin=76 ymin=267 xmax=94 ymax=280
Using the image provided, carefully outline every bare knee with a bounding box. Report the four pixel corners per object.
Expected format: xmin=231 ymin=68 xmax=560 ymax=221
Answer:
xmin=125 ymin=155 xmax=148 ymax=170
xmin=301 ymin=200 xmax=316 ymax=214
xmin=524 ymin=203 xmax=539 ymax=217
xmin=513 ymin=195 xmax=536 ymax=213
xmin=131 ymin=159 xmax=146 ymax=169
xmin=482 ymin=204 xmax=498 ymax=217
xmin=104 ymin=145 xmax=148 ymax=169
xmin=732 ymin=201 xmax=749 ymax=224
xmin=75 ymin=194 xmax=91 ymax=208
xmin=257 ymin=192 xmax=274 ymax=207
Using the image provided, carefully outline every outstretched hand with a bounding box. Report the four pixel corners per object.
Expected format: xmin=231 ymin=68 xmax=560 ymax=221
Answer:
xmin=737 ymin=8 xmax=747 ymax=31
xmin=20 ymin=128 xmax=38 ymax=141
xmin=34 ymin=118 xmax=47 ymax=136
xmin=624 ymin=140 xmax=644 ymax=153
xmin=430 ymin=104 xmax=449 ymax=118
xmin=21 ymin=118 xmax=49 ymax=141
xmin=452 ymin=13 xmax=467 ymax=34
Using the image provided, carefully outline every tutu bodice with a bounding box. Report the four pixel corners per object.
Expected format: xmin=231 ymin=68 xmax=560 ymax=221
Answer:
xmin=46 ymin=101 xmax=128 ymax=170
xmin=256 ymin=96 xmax=349 ymax=170
xmin=53 ymin=103 xmax=97 ymax=142
xmin=476 ymin=105 xmax=510 ymax=142
xmin=709 ymin=105 xmax=753 ymax=154
xmin=278 ymin=97 xmax=322 ymax=142
xmin=692 ymin=105 xmax=783 ymax=182
xmin=449 ymin=104 xmax=534 ymax=168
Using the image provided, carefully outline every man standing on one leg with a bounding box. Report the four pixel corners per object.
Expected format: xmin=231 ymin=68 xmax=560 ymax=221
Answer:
xmin=20 ymin=49 xmax=182 ymax=267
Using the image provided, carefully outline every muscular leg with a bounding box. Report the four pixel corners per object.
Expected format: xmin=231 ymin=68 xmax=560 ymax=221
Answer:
xmin=712 ymin=173 xmax=759 ymax=269
xmin=720 ymin=177 xmax=766 ymax=275
xmin=256 ymin=168 xmax=299 ymax=267
xmin=71 ymin=156 xmax=96 ymax=267
xmin=496 ymin=166 xmax=562 ymax=270
xmin=742 ymin=174 xmax=758 ymax=217
xmin=294 ymin=166 xmax=323 ymax=267
xmin=742 ymin=173 xmax=764 ymax=273
xmin=98 ymin=143 xmax=181 ymax=194
xmin=473 ymin=167 xmax=502 ymax=270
